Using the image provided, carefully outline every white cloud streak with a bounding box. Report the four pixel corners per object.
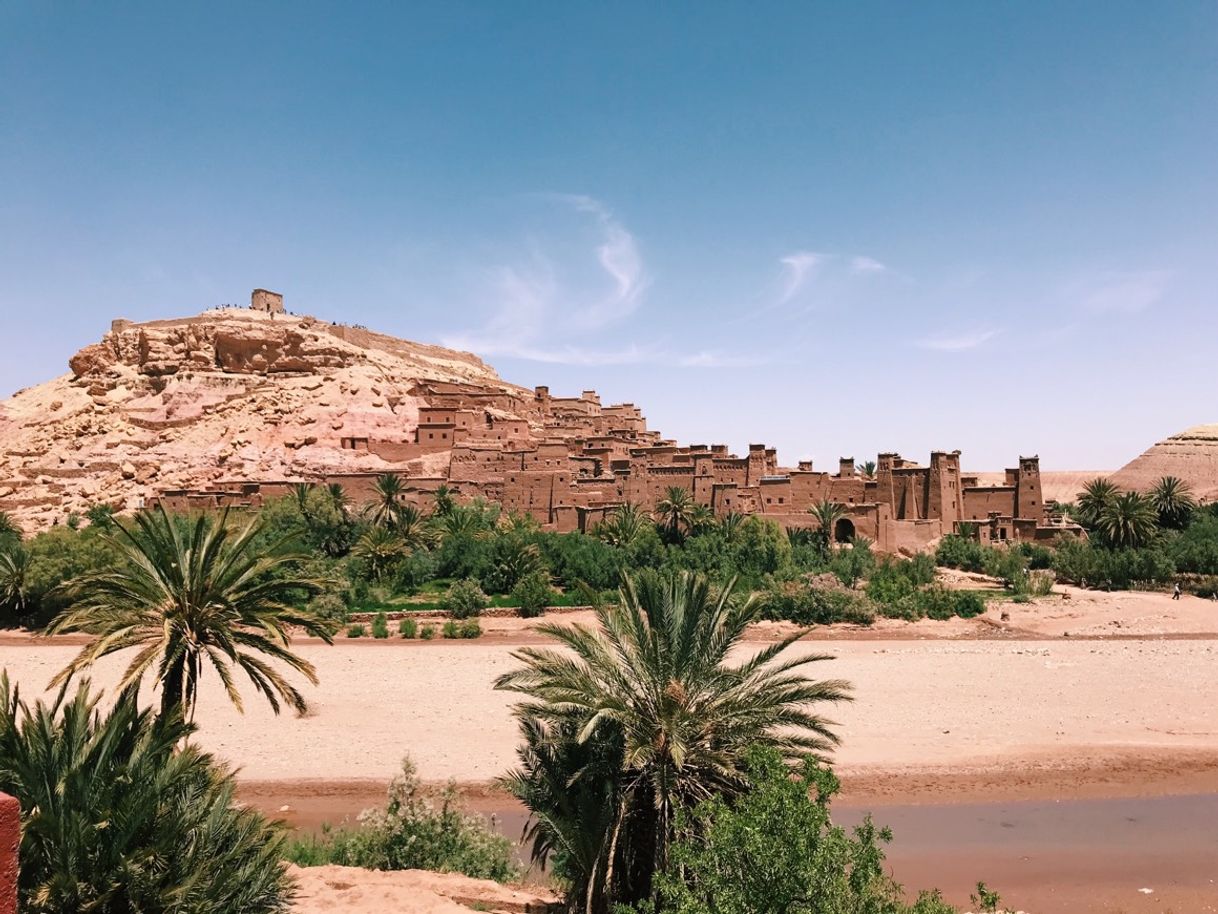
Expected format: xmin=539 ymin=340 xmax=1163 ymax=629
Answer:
xmin=914 ymin=329 xmax=1000 ymax=352
xmin=778 ymin=251 xmax=826 ymax=304
xmin=850 ymin=255 xmax=887 ymax=275
xmin=1075 ymin=270 xmax=1172 ymax=314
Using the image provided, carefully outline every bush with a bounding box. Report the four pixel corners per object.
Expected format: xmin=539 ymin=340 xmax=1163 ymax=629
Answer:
xmin=0 ymin=677 xmax=292 ymax=913
xmin=459 ymin=618 xmax=482 ymax=639
xmin=399 ymin=617 xmax=418 ymax=639
xmin=371 ymin=612 xmax=390 ymax=639
xmin=644 ymin=745 xmax=960 ymax=914
xmin=935 ymin=534 xmax=987 ymax=572
xmin=285 ymin=757 xmax=516 ymax=882
xmin=419 ymin=623 xmax=436 ymax=640
xmin=307 ymin=591 xmax=349 ymax=623
xmin=346 ymin=623 xmax=366 ymax=638
xmin=951 ymin=590 xmax=988 ymax=618
xmin=442 ymin=620 xmax=459 ymax=639
xmin=442 ymin=578 xmax=490 ymax=619
xmin=512 ymin=569 xmax=555 ymax=618
xmin=756 ymin=578 xmax=876 ymax=626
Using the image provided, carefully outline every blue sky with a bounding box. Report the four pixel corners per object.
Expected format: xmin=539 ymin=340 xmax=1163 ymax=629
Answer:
xmin=2 ymin=2 xmax=1215 ymax=469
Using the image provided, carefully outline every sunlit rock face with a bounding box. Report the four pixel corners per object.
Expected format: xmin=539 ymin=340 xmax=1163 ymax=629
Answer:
xmin=1109 ymin=423 xmax=1218 ymax=500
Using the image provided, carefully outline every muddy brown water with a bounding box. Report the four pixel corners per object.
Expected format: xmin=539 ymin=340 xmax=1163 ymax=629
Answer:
xmin=255 ymin=789 xmax=1218 ymax=913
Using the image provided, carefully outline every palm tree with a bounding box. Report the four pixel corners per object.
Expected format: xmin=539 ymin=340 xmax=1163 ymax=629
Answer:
xmin=808 ymin=499 xmax=847 ymax=552
xmin=395 ymin=503 xmax=434 ymax=550
xmin=368 ymin=473 xmax=406 ymax=528
xmin=856 ymin=460 xmax=877 ymax=480
xmin=0 ymin=511 xmax=20 ymax=544
xmin=290 ymin=481 xmax=316 ymax=520
xmin=1077 ymin=478 xmax=1119 ymax=529
xmin=718 ymin=510 xmax=746 ymax=544
xmin=1150 ymin=475 xmax=1196 ymax=530
xmin=0 ymin=674 xmax=291 ymax=914
xmin=595 ymin=503 xmax=648 ymax=548
xmin=0 ymin=542 xmax=29 ymax=617
xmin=433 ymin=483 xmax=456 ymax=517
xmin=654 ymin=486 xmax=695 ymax=542
xmin=352 ymin=525 xmax=408 ymax=580
xmin=326 ymin=482 xmax=350 ymax=516
xmin=496 ymin=569 xmax=851 ymax=911
xmin=688 ymin=503 xmax=716 ymax=535
xmin=1096 ymin=491 xmax=1159 ymax=549
xmin=48 ymin=505 xmax=333 ymax=721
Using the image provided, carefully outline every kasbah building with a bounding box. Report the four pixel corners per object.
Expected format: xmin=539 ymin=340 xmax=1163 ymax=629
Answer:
xmin=149 ymin=295 xmax=1080 ymax=553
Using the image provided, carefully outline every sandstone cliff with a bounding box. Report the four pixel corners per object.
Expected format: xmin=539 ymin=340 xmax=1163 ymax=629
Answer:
xmin=0 ymin=309 xmax=527 ymax=531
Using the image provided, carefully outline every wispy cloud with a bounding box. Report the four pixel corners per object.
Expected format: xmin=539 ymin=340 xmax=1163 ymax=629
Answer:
xmin=1073 ymin=270 xmax=1173 ymax=314
xmin=442 ymin=195 xmax=766 ymax=369
xmin=850 ymin=255 xmax=887 ymax=275
xmin=778 ymin=251 xmax=827 ymax=304
xmin=914 ymin=329 xmax=1000 ymax=352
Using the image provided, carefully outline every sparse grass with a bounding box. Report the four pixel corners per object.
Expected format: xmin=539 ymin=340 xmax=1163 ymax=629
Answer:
xmin=345 ymin=623 xmax=366 ymax=638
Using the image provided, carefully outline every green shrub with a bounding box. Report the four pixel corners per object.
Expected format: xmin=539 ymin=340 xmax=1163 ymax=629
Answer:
xmin=371 ymin=612 xmax=390 ymax=639
xmin=284 ymin=757 xmax=517 ymax=882
xmin=644 ymin=745 xmax=960 ymax=914
xmin=951 ymin=591 xmax=987 ymax=618
xmin=346 ymin=623 xmax=366 ymax=638
xmin=420 ymin=623 xmax=436 ymax=640
xmin=459 ymin=618 xmax=482 ymax=639
xmin=441 ymin=620 xmax=459 ymax=639
xmin=442 ymin=578 xmax=490 ymax=619
xmin=0 ymin=676 xmax=292 ymax=913
xmin=398 ymin=617 xmax=418 ymax=639
xmin=936 ymin=534 xmax=987 ymax=572
xmin=307 ymin=591 xmax=349 ymax=623
xmin=755 ymin=579 xmax=876 ymax=626
xmin=511 ymin=569 xmax=555 ymax=618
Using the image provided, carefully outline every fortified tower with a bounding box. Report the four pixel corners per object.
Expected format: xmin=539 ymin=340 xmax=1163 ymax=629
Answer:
xmin=928 ymin=450 xmax=962 ymax=529
xmin=251 ymin=288 xmax=285 ymax=314
xmin=1015 ymin=455 xmax=1043 ymax=521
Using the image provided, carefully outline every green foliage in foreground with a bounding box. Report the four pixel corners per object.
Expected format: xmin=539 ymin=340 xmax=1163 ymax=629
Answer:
xmin=496 ymin=570 xmax=852 ymax=912
xmin=622 ymin=746 xmax=962 ymax=914
xmin=284 ymin=758 xmax=517 ymax=882
xmin=0 ymin=675 xmax=292 ymax=914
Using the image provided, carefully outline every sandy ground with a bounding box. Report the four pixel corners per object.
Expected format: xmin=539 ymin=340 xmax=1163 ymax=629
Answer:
xmin=2 ymin=590 xmax=1216 ymax=795
xmin=287 ymin=865 xmax=557 ymax=914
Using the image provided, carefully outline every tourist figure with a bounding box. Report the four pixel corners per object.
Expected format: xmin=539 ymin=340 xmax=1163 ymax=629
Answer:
xmin=1173 ymin=582 xmax=1182 ymax=600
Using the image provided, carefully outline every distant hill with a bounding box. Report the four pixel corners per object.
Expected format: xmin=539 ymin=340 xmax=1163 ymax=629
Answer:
xmin=1108 ymin=423 xmax=1218 ymax=501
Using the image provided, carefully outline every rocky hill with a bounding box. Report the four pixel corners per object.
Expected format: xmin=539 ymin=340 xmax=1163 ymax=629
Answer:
xmin=1109 ymin=422 xmax=1218 ymax=501
xmin=0 ymin=308 xmax=528 ymax=531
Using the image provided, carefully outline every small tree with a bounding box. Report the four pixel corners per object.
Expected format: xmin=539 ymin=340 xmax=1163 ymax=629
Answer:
xmin=512 ymin=569 xmax=555 ymax=618
xmin=443 ymin=578 xmax=490 ymax=619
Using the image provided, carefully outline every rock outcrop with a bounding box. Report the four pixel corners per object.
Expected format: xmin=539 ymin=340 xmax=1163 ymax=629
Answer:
xmin=1109 ymin=423 xmax=1218 ymax=501
xmin=0 ymin=308 xmax=523 ymax=531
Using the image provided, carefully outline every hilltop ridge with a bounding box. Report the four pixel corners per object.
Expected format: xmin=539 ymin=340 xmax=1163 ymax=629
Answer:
xmin=0 ymin=304 xmax=527 ymax=530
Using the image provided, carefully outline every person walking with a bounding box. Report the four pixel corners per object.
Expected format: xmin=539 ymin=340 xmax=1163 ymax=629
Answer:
xmin=1173 ymin=582 xmax=1182 ymax=600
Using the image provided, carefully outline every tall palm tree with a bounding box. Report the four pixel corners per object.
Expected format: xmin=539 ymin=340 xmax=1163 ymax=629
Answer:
xmin=718 ymin=511 xmax=746 ymax=544
xmin=396 ymin=503 xmax=434 ymax=550
xmin=855 ymin=460 xmax=877 ymax=480
xmin=0 ymin=511 xmax=20 ymax=545
xmin=432 ymin=483 xmax=456 ymax=517
xmin=0 ymin=542 xmax=29 ymax=616
xmin=808 ymin=499 xmax=847 ymax=552
xmin=1150 ymin=475 xmax=1196 ymax=530
xmin=688 ymin=503 xmax=716 ymax=535
xmin=48 ymin=505 xmax=332 ymax=721
xmin=496 ymin=569 xmax=851 ymax=911
xmin=1096 ymin=491 xmax=1159 ymax=549
xmin=654 ymin=486 xmax=695 ymax=542
xmin=352 ymin=525 xmax=408 ymax=580
xmin=595 ymin=503 xmax=648 ymax=548
xmin=1077 ymin=478 xmax=1119 ymax=529
xmin=290 ymin=481 xmax=316 ymax=520
xmin=368 ymin=473 xmax=405 ymax=528
xmin=326 ymin=482 xmax=350 ymax=517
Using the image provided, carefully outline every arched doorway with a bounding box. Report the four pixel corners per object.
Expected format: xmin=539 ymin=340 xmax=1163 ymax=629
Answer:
xmin=833 ymin=518 xmax=855 ymax=543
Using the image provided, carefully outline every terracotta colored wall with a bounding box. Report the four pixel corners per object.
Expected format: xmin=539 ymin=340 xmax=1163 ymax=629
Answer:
xmin=0 ymin=792 xmax=17 ymax=914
